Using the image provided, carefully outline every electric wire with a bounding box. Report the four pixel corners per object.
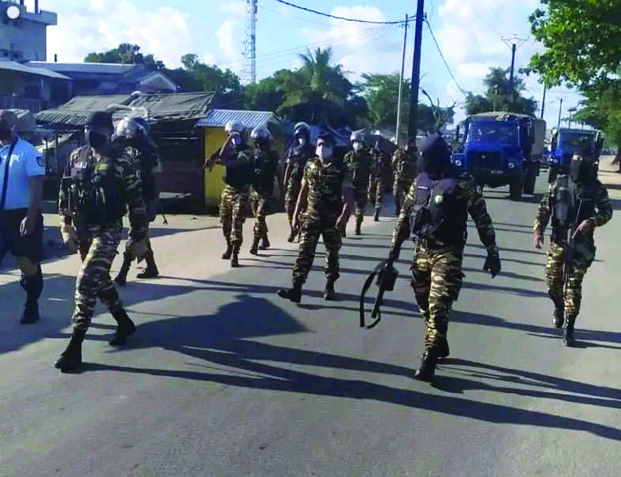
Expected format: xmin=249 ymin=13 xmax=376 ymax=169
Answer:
xmin=424 ymin=19 xmax=468 ymax=96
xmin=273 ymin=0 xmax=413 ymax=25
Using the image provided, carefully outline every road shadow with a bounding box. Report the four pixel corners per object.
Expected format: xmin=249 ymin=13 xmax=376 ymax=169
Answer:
xmin=80 ymin=294 xmax=621 ymax=441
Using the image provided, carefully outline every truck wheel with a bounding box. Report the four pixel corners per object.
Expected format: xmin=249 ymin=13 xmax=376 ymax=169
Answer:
xmin=509 ymin=176 xmax=523 ymax=201
xmin=523 ymin=169 xmax=537 ymax=195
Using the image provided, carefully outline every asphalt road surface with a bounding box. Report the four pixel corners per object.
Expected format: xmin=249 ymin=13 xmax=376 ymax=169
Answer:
xmin=1 ymin=170 xmax=620 ymax=476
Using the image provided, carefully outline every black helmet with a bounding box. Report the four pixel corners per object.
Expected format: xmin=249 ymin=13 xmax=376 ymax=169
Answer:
xmin=251 ymin=126 xmax=272 ymax=142
xmin=85 ymin=111 xmax=113 ymax=129
xmin=294 ymin=122 xmax=311 ymax=138
xmin=418 ymin=133 xmax=451 ymax=175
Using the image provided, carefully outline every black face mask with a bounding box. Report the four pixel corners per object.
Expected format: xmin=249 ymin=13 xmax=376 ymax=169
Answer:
xmin=87 ymin=131 xmax=108 ymax=150
xmin=0 ymin=128 xmax=13 ymax=141
xmin=570 ymin=156 xmax=596 ymax=184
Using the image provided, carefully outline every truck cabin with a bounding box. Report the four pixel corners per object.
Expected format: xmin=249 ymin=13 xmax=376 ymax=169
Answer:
xmin=466 ymin=119 xmax=521 ymax=148
xmin=551 ymin=129 xmax=602 ymax=166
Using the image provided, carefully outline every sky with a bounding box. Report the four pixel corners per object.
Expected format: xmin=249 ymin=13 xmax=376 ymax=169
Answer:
xmin=29 ymin=0 xmax=584 ymax=127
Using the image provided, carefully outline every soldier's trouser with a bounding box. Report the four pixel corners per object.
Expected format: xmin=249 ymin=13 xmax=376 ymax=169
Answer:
xmin=410 ymin=245 xmax=464 ymax=351
xmin=393 ymin=178 xmax=412 ymax=207
xmin=368 ymin=177 xmax=383 ymax=210
xmin=251 ymin=187 xmax=272 ymax=241
xmin=292 ymin=216 xmax=342 ymax=286
xmin=73 ymin=228 xmax=123 ymax=332
xmin=353 ymin=188 xmax=368 ymax=222
xmin=220 ymin=185 xmax=248 ymax=247
xmin=546 ymin=243 xmax=592 ymax=319
xmin=285 ymin=180 xmax=301 ymax=227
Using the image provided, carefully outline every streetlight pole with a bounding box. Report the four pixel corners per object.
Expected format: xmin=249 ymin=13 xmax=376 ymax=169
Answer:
xmin=408 ymin=0 xmax=425 ymax=142
xmin=395 ymin=14 xmax=409 ymax=146
xmin=557 ymin=98 xmax=563 ymax=129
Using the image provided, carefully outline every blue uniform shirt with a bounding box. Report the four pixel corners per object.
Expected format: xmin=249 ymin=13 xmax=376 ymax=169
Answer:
xmin=0 ymin=136 xmax=45 ymax=210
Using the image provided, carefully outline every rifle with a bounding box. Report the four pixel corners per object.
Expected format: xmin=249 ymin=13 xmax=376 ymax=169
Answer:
xmin=359 ymin=259 xmax=399 ymax=329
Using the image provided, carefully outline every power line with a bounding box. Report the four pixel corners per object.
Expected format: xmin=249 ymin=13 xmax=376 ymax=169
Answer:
xmin=424 ymin=19 xmax=467 ymax=96
xmin=273 ymin=0 xmax=412 ymax=25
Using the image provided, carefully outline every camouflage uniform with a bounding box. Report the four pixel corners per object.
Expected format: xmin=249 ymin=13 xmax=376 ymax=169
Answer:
xmin=250 ymin=147 xmax=279 ymax=244
xmin=369 ymin=148 xmax=389 ymax=211
xmin=220 ymin=146 xmax=252 ymax=249
xmin=59 ymin=145 xmax=148 ymax=332
xmin=292 ymin=158 xmax=353 ymax=286
xmin=392 ymin=148 xmax=417 ymax=211
xmin=344 ymin=149 xmax=373 ymax=231
xmin=285 ymin=143 xmax=316 ymax=228
xmin=393 ymin=171 xmax=496 ymax=353
xmin=534 ymin=179 xmax=612 ymax=321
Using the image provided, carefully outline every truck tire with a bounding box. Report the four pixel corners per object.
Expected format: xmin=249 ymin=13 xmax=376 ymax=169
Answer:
xmin=509 ymin=176 xmax=523 ymax=201
xmin=523 ymin=168 xmax=537 ymax=195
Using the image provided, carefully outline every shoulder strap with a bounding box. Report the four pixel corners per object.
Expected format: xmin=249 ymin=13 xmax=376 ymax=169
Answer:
xmin=1 ymin=139 xmax=19 ymax=210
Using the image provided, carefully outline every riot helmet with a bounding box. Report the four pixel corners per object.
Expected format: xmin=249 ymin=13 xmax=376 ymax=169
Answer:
xmin=225 ymin=120 xmax=246 ymax=147
xmin=570 ymin=144 xmax=597 ymax=184
xmin=294 ymin=121 xmax=311 ymax=146
xmin=85 ymin=111 xmax=114 ymax=150
xmin=251 ymin=126 xmax=272 ymax=150
xmin=350 ymin=130 xmax=366 ymax=152
xmin=418 ymin=133 xmax=452 ymax=176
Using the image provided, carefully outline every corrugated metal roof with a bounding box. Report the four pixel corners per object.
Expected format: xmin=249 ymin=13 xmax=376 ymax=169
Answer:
xmin=196 ymin=109 xmax=276 ymax=129
xmin=29 ymin=62 xmax=136 ymax=75
xmin=0 ymin=61 xmax=71 ymax=80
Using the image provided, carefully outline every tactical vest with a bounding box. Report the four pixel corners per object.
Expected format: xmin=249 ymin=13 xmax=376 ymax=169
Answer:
xmin=137 ymin=148 xmax=158 ymax=202
xmin=289 ymin=144 xmax=314 ymax=183
xmin=410 ymin=173 xmax=466 ymax=247
xmin=63 ymin=151 xmax=126 ymax=227
xmin=551 ymin=175 xmax=595 ymax=240
xmin=225 ymin=146 xmax=253 ymax=188
xmin=251 ymin=149 xmax=277 ymax=190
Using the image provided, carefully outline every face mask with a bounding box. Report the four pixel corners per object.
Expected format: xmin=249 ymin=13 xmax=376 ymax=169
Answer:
xmin=353 ymin=141 xmax=363 ymax=152
xmin=298 ymin=136 xmax=307 ymax=146
xmin=87 ymin=130 xmax=108 ymax=149
xmin=231 ymin=134 xmax=243 ymax=147
xmin=570 ymin=156 xmax=595 ymax=183
xmin=316 ymin=145 xmax=333 ymax=160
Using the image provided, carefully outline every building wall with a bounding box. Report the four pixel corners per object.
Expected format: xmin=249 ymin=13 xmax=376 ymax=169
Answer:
xmin=204 ymin=127 xmax=227 ymax=211
xmin=0 ymin=17 xmax=50 ymax=62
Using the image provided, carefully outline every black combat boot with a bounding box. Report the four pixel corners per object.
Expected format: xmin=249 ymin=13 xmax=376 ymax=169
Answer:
xmin=355 ymin=217 xmax=362 ymax=236
xmin=222 ymin=241 xmax=233 ymax=260
xmin=553 ymin=304 xmax=565 ymax=329
xmin=564 ymin=315 xmax=577 ymax=347
xmin=20 ymin=266 xmax=43 ymax=324
xmin=373 ymin=209 xmax=380 ymax=222
xmin=137 ymin=250 xmax=159 ymax=279
xmin=287 ymin=229 xmax=296 ymax=243
xmin=109 ymin=308 xmax=136 ymax=346
xmin=437 ymin=338 xmax=450 ymax=359
xmin=278 ymin=283 xmax=302 ymax=304
xmin=231 ymin=245 xmax=240 ymax=268
xmin=55 ymin=328 xmax=86 ymax=372
xmin=114 ymin=252 xmax=133 ymax=285
xmin=324 ymin=279 xmax=336 ymax=301
xmin=414 ymin=350 xmax=438 ymax=382
xmin=250 ymin=237 xmax=260 ymax=256
xmin=260 ymin=234 xmax=270 ymax=250
xmin=395 ymin=204 xmax=401 ymax=216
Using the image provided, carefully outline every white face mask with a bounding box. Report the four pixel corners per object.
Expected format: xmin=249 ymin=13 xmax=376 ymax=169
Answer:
xmin=298 ymin=136 xmax=307 ymax=146
xmin=316 ymin=144 xmax=333 ymax=160
xmin=353 ymin=141 xmax=363 ymax=152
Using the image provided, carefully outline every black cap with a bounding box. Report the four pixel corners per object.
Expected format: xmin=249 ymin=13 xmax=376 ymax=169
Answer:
xmin=419 ymin=133 xmax=450 ymax=162
xmin=317 ymin=132 xmax=335 ymax=147
xmin=85 ymin=111 xmax=113 ymax=129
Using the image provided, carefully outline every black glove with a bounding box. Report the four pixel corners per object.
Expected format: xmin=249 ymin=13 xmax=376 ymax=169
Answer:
xmin=483 ymin=246 xmax=501 ymax=278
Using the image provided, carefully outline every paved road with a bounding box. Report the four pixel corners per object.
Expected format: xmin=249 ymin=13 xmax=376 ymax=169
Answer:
xmin=1 ymin=164 xmax=620 ymax=476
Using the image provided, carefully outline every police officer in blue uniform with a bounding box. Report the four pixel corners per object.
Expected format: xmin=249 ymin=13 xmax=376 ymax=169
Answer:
xmin=0 ymin=110 xmax=45 ymax=324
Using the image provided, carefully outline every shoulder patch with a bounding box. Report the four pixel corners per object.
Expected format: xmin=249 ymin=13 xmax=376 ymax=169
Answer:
xmin=36 ymin=155 xmax=44 ymax=167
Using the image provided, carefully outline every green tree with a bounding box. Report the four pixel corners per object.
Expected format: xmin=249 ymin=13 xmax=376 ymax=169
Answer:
xmin=574 ymin=82 xmax=621 ymax=155
xmin=465 ymin=67 xmax=538 ymax=116
xmin=528 ymin=0 xmax=621 ymax=89
xmin=84 ymin=43 xmax=165 ymax=70
xmin=245 ymin=70 xmax=290 ymax=111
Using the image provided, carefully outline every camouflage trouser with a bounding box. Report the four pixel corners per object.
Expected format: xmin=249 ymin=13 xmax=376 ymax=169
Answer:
xmin=250 ymin=186 xmax=272 ymax=242
xmin=393 ymin=177 xmax=412 ymax=208
xmin=353 ymin=187 xmax=368 ymax=222
xmin=285 ymin=179 xmax=302 ymax=227
xmin=292 ymin=216 xmax=342 ymax=286
xmin=410 ymin=244 xmax=464 ymax=352
xmin=220 ymin=185 xmax=249 ymax=247
xmin=73 ymin=228 xmax=123 ymax=332
xmin=368 ymin=176 xmax=383 ymax=210
xmin=546 ymin=242 xmax=593 ymax=318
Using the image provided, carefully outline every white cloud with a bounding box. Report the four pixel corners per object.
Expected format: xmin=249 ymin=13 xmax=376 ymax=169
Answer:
xmin=219 ymin=1 xmax=246 ymax=17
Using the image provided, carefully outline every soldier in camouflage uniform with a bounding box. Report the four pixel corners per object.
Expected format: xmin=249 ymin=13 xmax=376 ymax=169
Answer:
xmin=278 ymin=132 xmax=354 ymax=303
xmin=392 ymin=138 xmax=418 ymax=216
xmin=534 ymin=146 xmax=612 ymax=346
xmin=389 ymin=134 xmax=501 ymax=382
xmin=249 ymin=126 xmax=281 ymax=255
xmin=206 ymin=120 xmax=253 ymax=268
xmin=284 ymin=122 xmax=315 ymax=242
xmin=344 ymin=131 xmax=373 ymax=235
xmin=368 ymin=138 xmax=390 ymax=222
xmin=55 ymin=111 xmax=149 ymax=372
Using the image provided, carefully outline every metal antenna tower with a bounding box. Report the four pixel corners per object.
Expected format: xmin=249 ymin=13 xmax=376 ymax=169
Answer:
xmin=244 ymin=0 xmax=258 ymax=84
xmin=501 ymin=34 xmax=528 ymax=100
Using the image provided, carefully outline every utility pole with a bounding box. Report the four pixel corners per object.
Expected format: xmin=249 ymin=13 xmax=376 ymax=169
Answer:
xmin=540 ymin=86 xmax=546 ymax=119
xmin=502 ymin=35 xmax=528 ymax=102
xmin=557 ymin=98 xmax=563 ymax=129
xmin=408 ymin=0 xmax=425 ymax=142
xmin=244 ymin=0 xmax=258 ymax=84
xmin=395 ymin=14 xmax=409 ymax=146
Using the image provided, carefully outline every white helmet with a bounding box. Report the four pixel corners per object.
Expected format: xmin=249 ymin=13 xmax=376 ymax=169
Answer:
xmin=225 ymin=120 xmax=245 ymax=134
xmin=350 ymin=130 xmax=366 ymax=144
xmin=115 ymin=117 xmax=144 ymax=139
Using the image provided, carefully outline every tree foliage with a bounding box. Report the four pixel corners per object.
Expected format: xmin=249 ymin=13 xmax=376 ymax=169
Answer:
xmin=464 ymin=67 xmax=538 ymax=116
xmin=85 ymin=43 xmax=165 ymax=70
xmin=575 ymin=82 xmax=621 ymax=148
xmin=528 ymin=0 xmax=621 ymax=89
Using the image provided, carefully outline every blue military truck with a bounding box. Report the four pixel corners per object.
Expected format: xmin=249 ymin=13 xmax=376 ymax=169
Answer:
xmin=548 ymin=128 xmax=603 ymax=181
xmin=451 ymin=112 xmax=546 ymax=201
